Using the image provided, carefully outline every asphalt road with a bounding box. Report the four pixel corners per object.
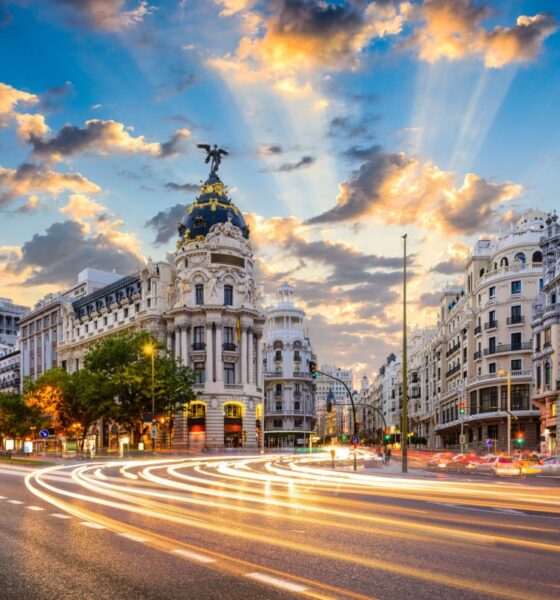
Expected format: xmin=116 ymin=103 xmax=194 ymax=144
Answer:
xmin=1 ymin=452 xmax=559 ymax=600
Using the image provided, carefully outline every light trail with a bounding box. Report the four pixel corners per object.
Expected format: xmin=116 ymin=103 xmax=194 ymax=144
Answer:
xmin=23 ymin=454 xmax=560 ymax=600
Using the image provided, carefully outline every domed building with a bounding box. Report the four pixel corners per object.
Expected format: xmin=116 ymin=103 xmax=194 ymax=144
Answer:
xmin=169 ymin=171 xmax=266 ymax=450
xmin=58 ymin=154 xmax=266 ymax=451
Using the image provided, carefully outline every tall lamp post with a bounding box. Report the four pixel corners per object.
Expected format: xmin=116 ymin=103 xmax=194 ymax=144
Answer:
xmin=143 ymin=341 xmax=156 ymax=450
xmin=401 ymin=233 xmax=409 ymax=474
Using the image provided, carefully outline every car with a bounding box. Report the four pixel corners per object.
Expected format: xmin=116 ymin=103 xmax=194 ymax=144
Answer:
xmin=476 ymin=456 xmax=522 ymax=477
xmin=426 ymin=452 xmax=454 ymax=471
xmin=514 ymin=454 xmax=543 ymax=475
xmin=539 ymin=456 xmax=560 ymax=476
xmin=445 ymin=454 xmax=481 ymax=473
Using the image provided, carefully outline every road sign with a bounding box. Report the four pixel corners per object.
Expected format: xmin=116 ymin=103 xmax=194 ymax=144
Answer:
xmin=459 ymin=434 xmax=466 ymax=444
xmin=485 ymin=438 xmax=493 ymax=447
xmin=39 ymin=429 xmax=49 ymax=439
xmin=352 ymin=437 xmax=359 ymax=446
xmin=151 ymin=426 xmax=157 ymax=439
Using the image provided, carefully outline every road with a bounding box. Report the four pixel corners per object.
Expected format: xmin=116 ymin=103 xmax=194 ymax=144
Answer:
xmin=1 ymin=451 xmax=559 ymax=599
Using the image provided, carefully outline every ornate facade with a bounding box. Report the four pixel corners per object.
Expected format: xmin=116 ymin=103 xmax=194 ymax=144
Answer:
xmin=263 ymin=283 xmax=316 ymax=449
xmin=57 ymin=170 xmax=265 ymax=450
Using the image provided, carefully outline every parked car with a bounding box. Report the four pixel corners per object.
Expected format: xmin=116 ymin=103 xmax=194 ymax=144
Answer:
xmin=426 ymin=452 xmax=454 ymax=471
xmin=539 ymin=456 xmax=560 ymax=476
xmin=476 ymin=456 xmax=522 ymax=477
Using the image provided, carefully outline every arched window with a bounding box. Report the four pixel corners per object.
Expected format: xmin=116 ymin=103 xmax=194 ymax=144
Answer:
xmin=294 ymin=401 xmax=300 ymax=411
xmin=532 ymin=251 xmax=542 ymax=264
xmin=500 ymin=256 xmax=509 ymax=267
xmin=494 ymin=262 xmax=498 ymax=271
xmin=275 ymin=401 xmax=282 ymax=410
xmin=514 ymin=252 xmax=526 ymax=264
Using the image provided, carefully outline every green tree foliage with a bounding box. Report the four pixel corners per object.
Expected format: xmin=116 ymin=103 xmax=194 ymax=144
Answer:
xmin=25 ymin=368 xmax=115 ymax=450
xmin=0 ymin=392 xmax=43 ymax=439
xmin=84 ymin=331 xmax=196 ymax=439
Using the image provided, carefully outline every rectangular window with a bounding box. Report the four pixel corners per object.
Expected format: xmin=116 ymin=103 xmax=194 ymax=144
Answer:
xmin=273 ymin=419 xmax=282 ymax=428
xmin=489 ymin=286 xmax=496 ymax=299
xmin=536 ymin=365 xmax=542 ymax=389
xmin=193 ymin=326 xmax=205 ymax=348
xmin=224 ymin=362 xmax=235 ymax=384
xmin=103 ymin=317 xmax=108 ymax=326
xmin=195 ymin=284 xmax=204 ymax=305
xmin=511 ymin=359 xmax=522 ymax=371
xmin=224 ymin=285 xmax=233 ymax=306
xmin=511 ymin=332 xmax=522 ymax=351
xmin=224 ymin=403 xmax=241 ymax=418
xmin=194 ymin=362 xmax=205 ymax=384
xmin=489 ymin=362 xmax=496 ymax=374
xmin=223 ymin=326 xmax=235 ymax=344
xmin=488 ymin=336 xmax=496 ymax=353
xmin=511 ymin=280 xmax=521 ymax=294
xmin=539 ymin=278 xmax=544 ymax=291
xmin=511 ymin=305 xmax=521 ymax=318
xmin=544 ymin=327 xmax=551 ymax=346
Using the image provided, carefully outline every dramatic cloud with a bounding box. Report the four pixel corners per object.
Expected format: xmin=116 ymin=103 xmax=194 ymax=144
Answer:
xmin=164 ymin=182 xmax=199 ymax=193
xmin=0 ymin=81 xmax=48 ymax=139
xmin=10 ymin=220 xmax=144 ymax=286
xmin=430 ymin=257 xmax=465 ymax=275
xmin=59 ymin=194 xmax=106 ymax=222
xmin=270 ymin=155 xmax=315 ymax=172
xmin=209 ymin=0 xmax=407 ymax=89
xmin=145 ymin=203 xmax=185 ymax=245
xmin=0 ymin=163 xmax=101 ymax=206
xmin=49 ymin=0 xmax=153 ymax=32
xmin=418 ymin=291 xmax=441 ymax=308
xmin=28 ymin=120 xmax=191 ymax=161
xmin=407 ymin=1 xmax=557 ymax=68
xmin=307 ymin=148 xmax=522 ymax=235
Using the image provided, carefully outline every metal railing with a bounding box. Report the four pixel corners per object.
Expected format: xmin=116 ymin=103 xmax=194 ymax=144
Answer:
xmin=483 ymin=341 xmax=531 ymax=355
xmin=484 ymin=320 xmax=498 ymax=330
xmin=507 ymin=315 xmax=524 ymax=325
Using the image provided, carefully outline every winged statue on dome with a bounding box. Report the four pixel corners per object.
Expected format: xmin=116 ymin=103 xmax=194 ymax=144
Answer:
xmin=197 ymin=143 xmax=228 ymax=176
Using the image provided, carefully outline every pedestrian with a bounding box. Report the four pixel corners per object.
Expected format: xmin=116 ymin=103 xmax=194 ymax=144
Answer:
xmin=386 ymin=447 xmax=392 ymax=464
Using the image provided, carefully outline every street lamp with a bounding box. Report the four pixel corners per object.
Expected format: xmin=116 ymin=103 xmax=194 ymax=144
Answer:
xmin=402 ymin=233 xmax=409 ymax=474
xmin=143 ymin=341 xmax=156 ymax=450
xmin=498 ymin=368 xmax=512 ymax=455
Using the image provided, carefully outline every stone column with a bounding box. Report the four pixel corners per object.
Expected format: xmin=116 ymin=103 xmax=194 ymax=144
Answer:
xmin=181 ymin=327 xmax=188 ymax=366
xmin=240 ymin=326 xmax=247 ymax=384
xmin=256 ymin=336 xmax=262 ymax=389
xmin=215 ymin=324 xmax=223 ymax=383
xmin=247 ymin=330 xmax=254 ymax=385
xmin=174 ymin=327 xmax=181 ymax=361
xmin=206 ymin=324 xmax=214 ymax=383
xmin=166 ymin=331 xmax=173 ymax=353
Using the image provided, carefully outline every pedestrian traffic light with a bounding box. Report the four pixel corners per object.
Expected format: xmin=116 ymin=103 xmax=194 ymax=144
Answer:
xmin=309 ymin=361 xmax=318 ymax=378
xmin=459 ymin=402 xmax=465 ymax=415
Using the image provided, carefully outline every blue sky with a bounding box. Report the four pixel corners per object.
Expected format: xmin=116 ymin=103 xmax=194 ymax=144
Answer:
xmin=1 ymin=0 xmax=559 ymax=378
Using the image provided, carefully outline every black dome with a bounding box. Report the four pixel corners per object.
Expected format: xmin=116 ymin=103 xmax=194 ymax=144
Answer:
xmin=177 ymin=174 xmax=249 ymax=248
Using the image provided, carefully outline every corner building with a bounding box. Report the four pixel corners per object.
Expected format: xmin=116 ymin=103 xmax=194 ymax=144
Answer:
xmin=263 ymin=283 xmax=316 ymax=449
xmin=169 ymin=173 xmax=266 ymax=450
xmin=58 ymin=170 xmax=265 ymax=450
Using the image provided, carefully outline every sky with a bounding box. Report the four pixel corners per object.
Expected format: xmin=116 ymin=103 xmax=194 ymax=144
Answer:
xmin=1 ymin=0 xmax=559 ymax=381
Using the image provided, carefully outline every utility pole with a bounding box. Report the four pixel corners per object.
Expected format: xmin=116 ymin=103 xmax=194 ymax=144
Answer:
xmin=402 ymin=233 xmax=408 ymax=474
xmin=506 ymin=370 xmax=512 ymax=456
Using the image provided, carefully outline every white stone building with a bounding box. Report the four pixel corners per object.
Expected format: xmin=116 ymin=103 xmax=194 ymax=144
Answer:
xmin=58 ymin=168 xmax=266 ymax=450
xmin=0 ymin=298 xmax=29 ymax=348
xmin=532 ymin=212 xmax=560 ymax=454
xmin=315 ymin=364 xmax=353 ymax=440
xmin=263 ymin=283 xmax=316 ymax=449
xmin=0 ymin=347 xmax=21 ymax=393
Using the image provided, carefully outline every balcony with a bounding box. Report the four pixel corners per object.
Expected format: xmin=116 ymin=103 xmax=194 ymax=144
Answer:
xmin=474 ymin=325 xmax=482 ymax=335
xmin=445 ymin=343 xmax=461 ymax=358
xmin=222 ymin=343 xmax=237 ymax=351
xmin=224 ymin=383 xmax=243 ymax=389
xmin=293 ymin=371 xmax=312 ymax=379
xmin=264 ymin=370 xmax=283 ymax=378
xmin=484 ymin=320 xmax=498 ymax=330
xmin=445 ymin=364 xmax=461 ymax=378
xmin=483 ymin=342 xmax=531 ymax=355
xmin=468 ymin=369 xmax=531 ymax=385
xmin=473 ymin=350 xmax=482 ymax=360
xmin=191 ymin=343 xmax=206 ymax=351
xmin=507 ymin=315 xmax=524 ymax=325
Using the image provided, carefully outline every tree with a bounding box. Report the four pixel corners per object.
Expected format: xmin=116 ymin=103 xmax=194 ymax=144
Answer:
xmin=0 ymin=392 xmax=44 ymax=440
xmin=84 ymin=331 xmax=196 ymax=442
xmin=25 ymin=368 xmax=115 ymax=451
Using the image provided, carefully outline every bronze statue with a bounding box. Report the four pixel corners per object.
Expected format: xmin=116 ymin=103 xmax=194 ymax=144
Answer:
xmin=197 ymin=143 xmax=228 ymax=176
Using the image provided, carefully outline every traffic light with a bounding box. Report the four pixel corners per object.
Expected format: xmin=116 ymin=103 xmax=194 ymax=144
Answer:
xmin=383 ymin=432 xmax=395 ymax=444
xmin=341 ymin=434 xmax=348 ymax=442
xmin=515 ymin=431 xmax=525 ymax=446
xmin=459 ymin=402 xmax=466 ymax=415
xmin=309 ymin=361 xmax=318 ymax=378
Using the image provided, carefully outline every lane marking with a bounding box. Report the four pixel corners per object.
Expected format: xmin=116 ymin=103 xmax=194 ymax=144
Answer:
xmin=245 ymin=572 xmax=308 ymax=593
xmin=0 ymin=495 xmax=5 ymax=499
xmin=7 ymin=499 xmax=23 ymax=504
xmin=26 ymin=506 xmax=44 ymax=511
xmin=118 ymin=533 xmax=148 ymax=542
xmin=495 ymin=508 xmax=525 ymax=515
xmin=51 ymin=513 xmax=71 ymax=519
xmin=172 ymin=548 xmax=217 ymax=563
xmin=80 ymin=521 xmax=106 ymax=529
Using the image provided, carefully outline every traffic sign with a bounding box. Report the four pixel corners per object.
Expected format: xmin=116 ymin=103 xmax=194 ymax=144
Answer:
xmin=39 ymin=429 xmax=49 ymax=439
xmin=151 ymin=426 xmax=157 ymax=439
xmin=485 ymin=438 xmax=493 ymax=447
xmin=352 ymin=437 xmax=359 ymax=446
xmin=459 ymin=434 xmax=466 ymax=444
